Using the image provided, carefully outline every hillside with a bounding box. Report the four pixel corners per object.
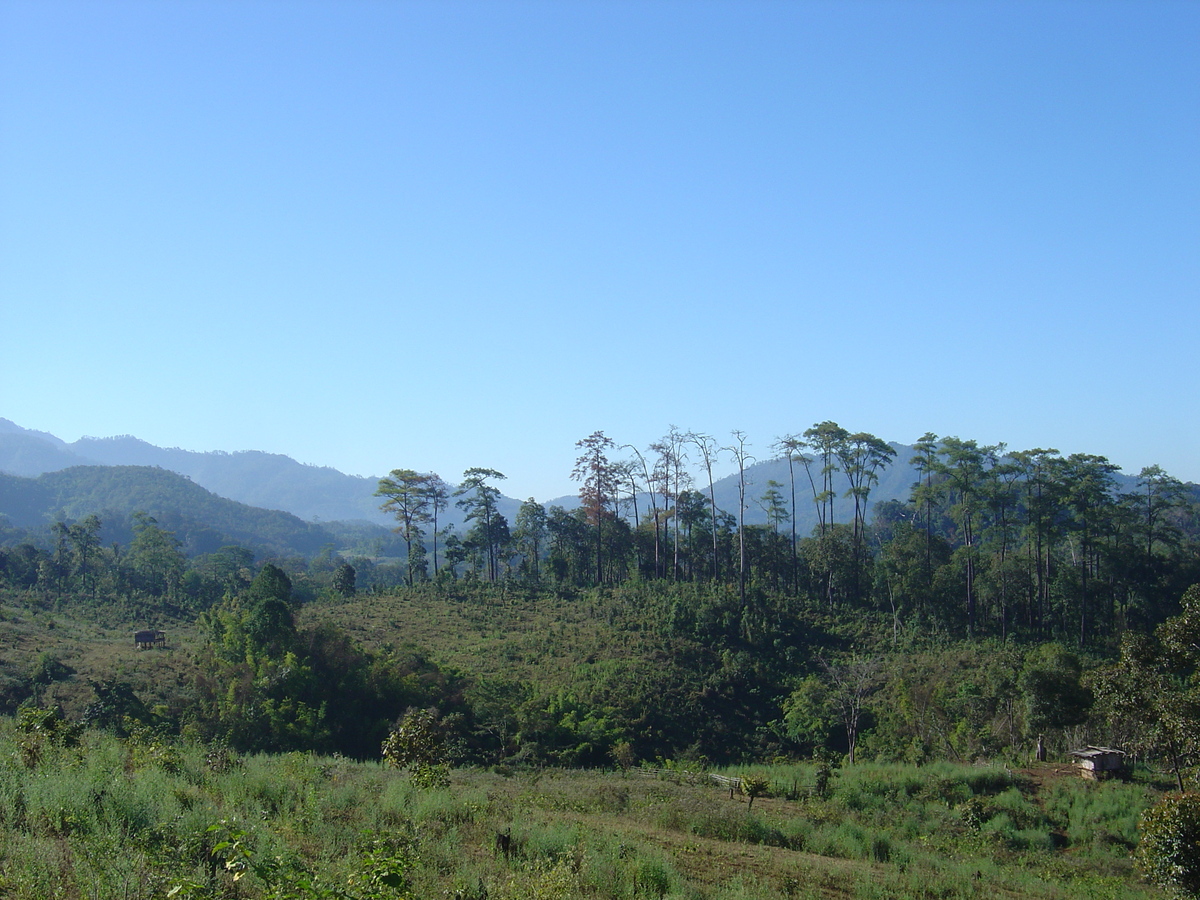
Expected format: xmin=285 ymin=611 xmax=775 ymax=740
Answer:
xmin=0 ymin=582 xmax=1170 ymax=900
xmin=0 ymin=465 xmax=343 ymax=558
xmin=0 ymin=418 xmax=524 ymax=527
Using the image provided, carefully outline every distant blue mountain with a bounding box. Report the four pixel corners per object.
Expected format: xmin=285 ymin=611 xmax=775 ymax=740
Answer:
xmin=0 ymin=419 xmax=516 ymax=528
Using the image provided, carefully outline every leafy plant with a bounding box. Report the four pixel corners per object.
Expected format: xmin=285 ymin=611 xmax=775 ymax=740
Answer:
xmin=15 ymin=703 xmax=80 ymax=766
xmin=1136 ymin=792 xmax=1200 ymax=898
xmin=382 ymin=707 xmax=452 ymax=788
xmin=742 ymin=774 xmax=770 ymax=810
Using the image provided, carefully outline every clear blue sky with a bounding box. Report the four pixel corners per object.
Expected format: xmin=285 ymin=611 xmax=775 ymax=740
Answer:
xmin=2 ymin=0 xmax=1197 ymax=502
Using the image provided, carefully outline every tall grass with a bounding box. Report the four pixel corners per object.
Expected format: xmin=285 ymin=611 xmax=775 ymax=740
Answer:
xmin=1042 ymin=776 xmax=1153 ymax=855
xmin=0 ymin=722 xmax=1167 ymax=899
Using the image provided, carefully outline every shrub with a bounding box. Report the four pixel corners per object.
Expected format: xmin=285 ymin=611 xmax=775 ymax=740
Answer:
xmin=1136 ymin=792 xmax=1200 ymax=899
xmin=812 ymin=763 xmax=831 ymax=799
xmin=633 ymin=856 xmax=675 ymax=898
xmin=15 ymin=704 xmax=80 ymax=766
xmin=742 ymin=774 xmax=770 ymax=810
xmin=382 ymin=707 xmax=451 ymax=787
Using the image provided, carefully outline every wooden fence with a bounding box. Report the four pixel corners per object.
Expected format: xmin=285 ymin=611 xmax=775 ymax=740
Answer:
xmin=630 ymin=766 xmax=745 ymax=795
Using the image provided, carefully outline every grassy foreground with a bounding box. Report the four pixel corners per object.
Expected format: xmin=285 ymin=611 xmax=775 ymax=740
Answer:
xmin=0 ymin=718 xmax=1166 ymax=900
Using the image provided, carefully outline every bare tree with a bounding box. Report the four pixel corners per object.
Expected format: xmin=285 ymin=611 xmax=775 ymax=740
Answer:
xmin=772 ymin=434 xmax=810 ymax=596
xmin=724 ymin=430 xmax=755 ymax=604
xmin=423 ymin=473 xmax=451 ymax=578
xmin=688 ymin=431 xmax=723 ymax=581
xmin=820 ymin=653 xmax=882 ymax=766
xmin=623 ymin=443 xmax=661 ymax=578
xmin=651 ymin=427 xmax=690 ymax=581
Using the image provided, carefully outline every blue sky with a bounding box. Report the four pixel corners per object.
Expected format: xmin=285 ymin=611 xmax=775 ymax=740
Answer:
xmin=2 ymin=0 xmax=1197 ymax=502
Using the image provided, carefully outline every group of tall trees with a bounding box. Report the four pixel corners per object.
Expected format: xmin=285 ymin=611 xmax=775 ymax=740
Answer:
xmin=0 ymin=512 xmax=364 ymax=619
xmin=374 ymin=467 xmax=507 ymax=584
xmin=2 ymin=423 xmax=1197 ymax=777
xmin=0 ymin=512 xmax=190 ymax=604
xmin=889 ymin=440 xmax=1196 ymax=645
xmin=377 ymin=424 xmax=1198 ymax=647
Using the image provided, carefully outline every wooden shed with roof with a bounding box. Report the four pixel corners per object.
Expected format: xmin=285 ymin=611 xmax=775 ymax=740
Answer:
xmin=1069 ymin=746 xmax=1125 ymax=780
xmin=134 ymin=629 xmax=166 ymax=650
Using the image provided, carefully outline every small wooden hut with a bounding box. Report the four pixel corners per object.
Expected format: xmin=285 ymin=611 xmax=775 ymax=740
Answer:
xmin=1069 ymin=746 xmax=1125 ymax=780
xmin=134 ymin=630 xmax=166 ymax=650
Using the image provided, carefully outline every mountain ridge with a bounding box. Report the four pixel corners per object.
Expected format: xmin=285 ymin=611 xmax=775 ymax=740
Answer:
xmin=0 ymin=464 xmax=341 ymax=558
xmin=0 ymin=420 xmax=391 ymax=524
xmin=0 ymin=418 xmax=1154 ymax=541
xmin=0 ymin=418 xmax=912 ymax=532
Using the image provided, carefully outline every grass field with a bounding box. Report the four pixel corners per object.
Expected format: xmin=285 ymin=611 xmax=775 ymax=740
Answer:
xmin=0 ymin=713 xmax=1166 ymax=900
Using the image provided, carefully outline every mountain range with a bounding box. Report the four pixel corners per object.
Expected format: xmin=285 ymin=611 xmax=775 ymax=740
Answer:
xmin=0 ymin=463 xmax=339 ymax=559
xmin=0 ymin=418 xmax=915 ymax=534
xmin=0 ymin=418 xmax=389 ymax=524
xmin=0 ymin=418 xmax=1159 ymax=560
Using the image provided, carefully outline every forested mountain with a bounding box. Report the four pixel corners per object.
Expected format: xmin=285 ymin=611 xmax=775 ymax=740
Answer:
xmin=0 ymin=419 xmax=388 ymax=523
xmin=0 ymin=465 xmax=341 ymax=558
xmin=0 ymin=418 xmax=519 ymax=527
xmin=72 ymin=436 xmax=390 ymax=524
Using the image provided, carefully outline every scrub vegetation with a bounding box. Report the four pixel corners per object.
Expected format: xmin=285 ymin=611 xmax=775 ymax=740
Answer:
xmin=0 ymin=717 xmax=1172 ymax=899
xmin=2 ymin=423 xmax=1200 ymax=896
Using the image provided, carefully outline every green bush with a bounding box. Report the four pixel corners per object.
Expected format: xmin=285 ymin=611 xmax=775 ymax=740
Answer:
xmin=1136 ymin=792 xmax=1200 ymax=899
xmin=986 ymin=787 xmax=1048 ymax=832
xmin=634 ymin=856 xmax=674 ymax=898
xmin=980 ymin=812 xmax=1054 ymax=851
